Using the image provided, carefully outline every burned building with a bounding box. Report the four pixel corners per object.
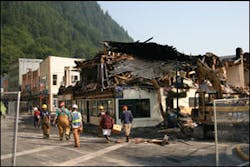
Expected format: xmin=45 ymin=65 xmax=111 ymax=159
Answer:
xmin=58 ymin=41 xmax=249 ymax=127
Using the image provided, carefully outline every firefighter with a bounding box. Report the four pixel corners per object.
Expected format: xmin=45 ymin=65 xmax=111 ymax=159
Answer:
xmin=71 ymin=104 xmax=83 ymax=147
xmin=53 ymin=102 xmax=71 ymax=141
xmin=40 ymin=104 xmax=51 ymax=139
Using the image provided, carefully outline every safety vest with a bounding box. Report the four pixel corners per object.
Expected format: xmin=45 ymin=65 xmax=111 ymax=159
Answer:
xmin=71 ymin=111 xmax=81 ymax=126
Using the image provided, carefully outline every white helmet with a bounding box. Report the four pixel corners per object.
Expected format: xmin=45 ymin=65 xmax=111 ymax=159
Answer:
xmin=33 ymin=107 xmax=38 ymax=111
xmin=72 ymin=104 xmax=78 ymax=109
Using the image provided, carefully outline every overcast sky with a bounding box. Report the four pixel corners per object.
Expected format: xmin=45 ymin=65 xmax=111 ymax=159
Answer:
xmin=98 ymin=1 xmax=249 ymax=56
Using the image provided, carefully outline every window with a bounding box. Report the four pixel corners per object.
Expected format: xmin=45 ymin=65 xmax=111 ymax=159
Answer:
xmin=71 ymin=75 xmax=78 ymax=82
xmin=74 ymin=75 xmax=78 ymax=81
xmin=53 ymin=74 xmax=57 ymax=85
xmin=89 ymin=100 xmax=98 ymax=116
xmin=97 ymin=99 xmax=115 ymax=117
xmin=118 ymin=99 xmax=150 ymax=118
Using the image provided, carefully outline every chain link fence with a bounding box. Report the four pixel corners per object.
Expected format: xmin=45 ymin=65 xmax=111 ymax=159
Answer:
xmin=1 ymin=91 xmax=21 ymax=166
xmin=213 ymin=98 xmax=249 ymax=166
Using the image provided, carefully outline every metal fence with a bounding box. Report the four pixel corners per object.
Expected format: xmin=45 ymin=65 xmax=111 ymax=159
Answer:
xmin=1 ymin=91 xmax=21 ymax=166
xmin=213 ymin=98 xmax=249 ymax=166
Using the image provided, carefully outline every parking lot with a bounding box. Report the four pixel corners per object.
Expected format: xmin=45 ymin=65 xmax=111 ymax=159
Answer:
xmin=1 ymin=113 xmax=248 ymax=166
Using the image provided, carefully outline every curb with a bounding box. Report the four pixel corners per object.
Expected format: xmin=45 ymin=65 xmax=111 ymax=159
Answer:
xmin=236 ymin=144 xmax=249 ymax=161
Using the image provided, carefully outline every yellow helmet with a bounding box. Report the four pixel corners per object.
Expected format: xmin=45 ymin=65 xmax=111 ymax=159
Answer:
xmin=42 ymin=104 xmax=47 ymax=109
xmin=98 ymin=105 xmax=104 ymax=110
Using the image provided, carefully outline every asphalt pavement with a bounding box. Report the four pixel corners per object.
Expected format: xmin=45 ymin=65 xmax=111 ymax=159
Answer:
xmin=1 ymin=112 xmax=249 ymax=166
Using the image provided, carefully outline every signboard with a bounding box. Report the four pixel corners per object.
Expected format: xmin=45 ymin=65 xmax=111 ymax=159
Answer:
xmin=114 ymin=86 xmax=123 ymax=98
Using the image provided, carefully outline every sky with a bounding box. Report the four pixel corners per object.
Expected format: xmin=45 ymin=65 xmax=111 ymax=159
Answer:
xmin=98 ymin=1 xmax=249 ymax=56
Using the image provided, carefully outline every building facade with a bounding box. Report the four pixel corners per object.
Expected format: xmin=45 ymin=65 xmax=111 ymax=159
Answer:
xmin=8 ymin=58 xmax=43 ymax=91
xmin=39 ymin=56 xmax=83 ymax=112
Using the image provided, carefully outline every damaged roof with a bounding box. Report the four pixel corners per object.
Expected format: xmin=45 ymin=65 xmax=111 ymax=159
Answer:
xmin=102 ymin=41 xmax=202 ymax=62
xmin=63 ymin=41 xmax=249 ymax=97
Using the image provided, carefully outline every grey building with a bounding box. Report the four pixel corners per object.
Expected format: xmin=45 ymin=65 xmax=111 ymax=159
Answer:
xmin=8 ymin=58 xmax=43 ymax=91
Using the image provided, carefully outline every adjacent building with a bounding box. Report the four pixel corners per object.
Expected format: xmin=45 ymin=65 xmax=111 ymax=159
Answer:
xmin=221 ymin=47 xmax=249 ymax=93
xmin=39 ymin=56 xmax=83 ymax=112
xmin=8 ymin=58 xmax=43 ymax=91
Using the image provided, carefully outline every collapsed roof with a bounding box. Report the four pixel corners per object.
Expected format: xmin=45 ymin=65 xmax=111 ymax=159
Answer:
xmin=60 ymin=41 xmax=248 ymax=97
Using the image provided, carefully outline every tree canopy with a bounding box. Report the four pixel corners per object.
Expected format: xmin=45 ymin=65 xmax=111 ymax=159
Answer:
xmin=1 ymin=1 xmax=133 ymax=74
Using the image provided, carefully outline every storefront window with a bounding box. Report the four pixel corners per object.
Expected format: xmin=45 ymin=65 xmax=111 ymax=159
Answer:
xmin=118 ymin=99 xmax=150 ymax=118
xmin=97 ymin=99 xmax=114 ymax=117
xmin=89 ymin=100 xmax=97 ymax=116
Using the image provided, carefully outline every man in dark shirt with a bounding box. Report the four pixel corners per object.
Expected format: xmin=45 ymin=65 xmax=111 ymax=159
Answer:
xmin=121 ymin=105 xmax=133 ymax=142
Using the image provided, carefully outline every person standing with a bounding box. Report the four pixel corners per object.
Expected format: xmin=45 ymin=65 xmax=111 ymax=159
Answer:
xmin=33 ymin=107 xmax=41 ymax=128
xmin=97 ymin=105 xmax=105 ymax=137
xmin=70 ymin=104 xmax=83 ymax=147
xmin=100 ymin=111 xmax=114 ymax=143
xmin=53 ymin=102 xmax=71 ymax=141
xmin=40 ymin=104 xmax=51 ymax=139
xmin=121 ymin=105 xmax=133 ymax=142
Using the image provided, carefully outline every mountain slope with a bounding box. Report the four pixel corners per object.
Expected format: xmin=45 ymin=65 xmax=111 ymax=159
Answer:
xmin=1 ymin=1 xmax=133 ymax=74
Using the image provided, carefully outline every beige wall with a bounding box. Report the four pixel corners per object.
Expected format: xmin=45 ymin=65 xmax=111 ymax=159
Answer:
xmin=115 ymin=87 xmax=163 ymax=128
xmin=40 ymin=56 xmax=83 ymax=111
xmin=227 ymin=58 xmax=245 ymax=88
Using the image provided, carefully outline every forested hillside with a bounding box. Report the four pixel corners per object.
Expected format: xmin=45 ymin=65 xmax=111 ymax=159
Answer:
xmin=1 ymin=1 xmax=133 ymax=74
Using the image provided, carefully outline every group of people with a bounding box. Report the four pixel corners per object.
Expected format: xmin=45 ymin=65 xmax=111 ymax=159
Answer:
xmin=33 ymin=102 xmax=133 ymax=147
xmin=98 ymin=105 xmax=133 ymax=143
xmin=33 ymin=102 xmax=83 ymax=147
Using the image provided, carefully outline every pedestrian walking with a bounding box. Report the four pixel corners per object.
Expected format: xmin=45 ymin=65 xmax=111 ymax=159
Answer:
xmin=70 ymin=104 xmax=83 ymax=147
xmin=100 ymin=111 xmax=114 ymax=143
xmin=97 ymin=105 xmax=105 ymax=137
xmin=53 ymin=102 xmax=71 ymax=141
xmin=121 ymin=105 xmax=133 ymax=142
xmin=33 ymin=107 xmax=40 ymax=128
xmin=40 ymin=104 xmax=51 ymax=139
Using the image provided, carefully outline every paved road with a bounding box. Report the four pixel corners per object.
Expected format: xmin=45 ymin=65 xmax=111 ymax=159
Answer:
xmin=1 ymin=113 xmax=248 ymax=166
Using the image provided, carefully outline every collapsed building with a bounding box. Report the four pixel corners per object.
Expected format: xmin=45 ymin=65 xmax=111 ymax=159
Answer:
xmin=58 ymin=41 xmax=249 ymax=127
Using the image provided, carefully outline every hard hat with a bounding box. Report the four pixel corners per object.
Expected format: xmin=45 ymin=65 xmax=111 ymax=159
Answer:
xmin=42 ymin=104 xmax=47 ymax=109
xmin=72 ymin=104 xmax=78 ymax=109
xmin=98 ymin=105 xmax=104 ymax=110
xmin=33 ymin=107 xmax=38 ymax=111
xmin=60 ymin=102 xmax=65 ymax=107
